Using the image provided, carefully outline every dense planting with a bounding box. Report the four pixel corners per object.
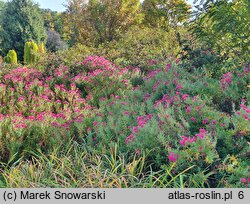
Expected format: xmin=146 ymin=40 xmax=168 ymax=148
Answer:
xmin=0 ymin=0 xmax=249 ymax=189
xmin=0 ymin=56 xmax=249 ymax=188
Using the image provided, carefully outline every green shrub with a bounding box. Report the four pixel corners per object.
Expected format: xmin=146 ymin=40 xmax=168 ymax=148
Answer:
xmin=3 ymin=55 xmax=10 ymax=64
xmin=4 ymin=50 xmax=17 ymax=64
xmin=95 ymin=26 xmax=181 ymax=70
xmin=86 ymin=61 xmax=249 ymax=187
xmin=34 ymin=44 xmax=92 ymax=73
xmin=24 ymin=41 xmax=39 ymax=64
xmin=0 ymin=54 xmax=249 ymax=188
xmin=38 ymin=42 xmax=45 ymax=54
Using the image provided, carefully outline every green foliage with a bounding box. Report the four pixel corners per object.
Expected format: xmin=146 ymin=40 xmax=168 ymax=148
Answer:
xmin=0 ymin=0 xmax=46 ymax=61
xmin=142 ymin=0 xmax=191 ymax=30
xmin=3 ymin=56 xmax=10 ymax=64
xmin=192 ymin=0 xmax=250 ymax=61
xmin=0 ymin=0 xmax=5 ymax=9
xmin=96 ymin=26 xmax=181 ymax=69
xmin=0 ymin=55 xmax=249 ymax=188
xmin=0 ymin=120 xmax=69 ymax=163
xmin=0 ymin=66 xmax=95 ymax=163
xmin=24 ymin=41 xmax=39 ymax=64
xmin=24 ymin=42 xmax=31 ymax=64
xmin=38 ymin=42 xmax=45 ymax=54
xmin=4 ymin=50 xmax=17 ymax=64
xmin=84 ymin=60 xmax=249 ymax=187
xmin=0 ymin=0 xmax=5 ymax=31
xmin=8 ymin=50 xmax=17 ymax=64
xmin=0 ymin=0 xmax=5 ymax=22
xmin=30 ymin=42 xmax=38 ymax=63
xmin=46 ymin=29 xmax=67 ymax=52
xmin=0 ymin=0 xmax=249 ymax=188
xmin=41 ymin=9 xmax=64 ymax=34
xmin=34 ymin=43 xmax=92 ymax=72
xmin=65 ymin=0 xmax=143 ymax=46
xmin=0 ymin=143 xmax=147 ymax=188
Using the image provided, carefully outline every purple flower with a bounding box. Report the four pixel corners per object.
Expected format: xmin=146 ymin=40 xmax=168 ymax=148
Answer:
xmin=202 ymin=118 xmax=209 ymax=124
xmin=168 ymin=152 xmax=179 ymax=162
xmin=240 ymin=178 xmax=247 ymax=183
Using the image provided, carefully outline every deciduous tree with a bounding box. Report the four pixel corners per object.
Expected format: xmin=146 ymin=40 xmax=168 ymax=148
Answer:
xmin=64 ymin=0 xmax=143 ymax=46
xmin=192 ymin=0 xmax=250 ymax=60
xmin=142 ymin=0 xmax=191 ymax=30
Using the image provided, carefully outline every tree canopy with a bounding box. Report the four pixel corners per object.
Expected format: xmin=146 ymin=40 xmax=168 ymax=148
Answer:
xmin=192 ymin=0 xmax=250 ymax=60
xmin=64 ymin=0 xmax=143 ymax=46
xmin=0 ymin=0 xmax=46 ymax=61
xmin=142 ymin=0 xmax=191 ymax=30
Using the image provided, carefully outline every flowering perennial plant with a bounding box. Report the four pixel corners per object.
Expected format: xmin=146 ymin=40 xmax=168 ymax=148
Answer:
xmin=0 ymin=56 xmax=249 ymax=188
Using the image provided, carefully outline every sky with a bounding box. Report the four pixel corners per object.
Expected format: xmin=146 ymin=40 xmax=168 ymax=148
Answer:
xmin=33 ymin=0 xmax=67 ymax=11
xmin=26 ymin=0 xmax=195 ymax=12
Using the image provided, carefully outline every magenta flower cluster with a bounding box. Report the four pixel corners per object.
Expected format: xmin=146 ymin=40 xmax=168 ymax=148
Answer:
xmin=240 ymin=177 xmax=250 ymax=187
xmin=179 ymin=129 xmax=207 ymax=147
xmin=221 ymin=72 xmax=233 ymax=90
xmin=125 ymin=114 xmax=154 ymax=144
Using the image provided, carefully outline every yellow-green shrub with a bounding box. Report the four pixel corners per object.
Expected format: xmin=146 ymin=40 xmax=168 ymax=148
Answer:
xmin=24 ymin=41 xmax=39 ymax=64
xmin=4 ymin=50 xmax=17 ymax=64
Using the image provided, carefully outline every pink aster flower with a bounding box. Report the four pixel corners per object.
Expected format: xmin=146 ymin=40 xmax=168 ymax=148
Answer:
xmin=176 ymin=84 xmax=183 ymax=90
xmin=93 ymin=121 xmax=99 ymax=127
xmin=166 ymin=64 xmax=171 ymax=72
xmin=202 ymin=118 xmax=209 ymax=124
xmin=180 ymin=136 xmax=196 ymax=147
xmin=243 ymin=114 xmax=249 ymax=120
xmin=211 ymin=120 xmax=217 ymax=125
xmin=182 ymin=94 xmax=189 ymax=101
xmin=168 ymin=152 xmax=179 ymax=162
xmin=133 ymin=126 xmax=139 ymax=134
xmin=195 ymin=129 xmax=207 ymax=139
xmin=125 ymin=134 xmax=135 ymax=144
xmin=186 ymin=106 xmax=191 ymax=114
xmin=191 ymin=117 xmax=196 ymax=122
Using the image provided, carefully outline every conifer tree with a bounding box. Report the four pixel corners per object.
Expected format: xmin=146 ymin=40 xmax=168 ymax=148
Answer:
xmin=0 ymin=0 xmax=46 ymax=61
xmin=38 ymin=42 xmax=46 ymax=54
xmin=4 ymin=49 xmax=17 ymax=64
xmin=24 ymin=41 xmax=39 ymax=64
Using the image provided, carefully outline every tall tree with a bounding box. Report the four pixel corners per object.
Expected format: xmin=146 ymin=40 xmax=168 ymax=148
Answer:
xmin=0 ymin=0 xmax=6 ymax=55
xmin=46 ymin=29 xmax=67 ymax=52
xmin=41 ymin=9 xmax=64 ymax=34
xmin=142 ymin=0 xmax=191 ymax=30
xmin=64 ymin=0 xmax=143 ymax=46
xmin=0 ymin=0 xmax=4 ymax=12
xmin=193 ymin=0 xmax=222 ymax=13
xmin=0 ymin=0 xmax=5 ymax=13
xmin=0 ymin=0 xmax=46 ymax=61
xmin=192 ymin=0 xmax=250 ymax=60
